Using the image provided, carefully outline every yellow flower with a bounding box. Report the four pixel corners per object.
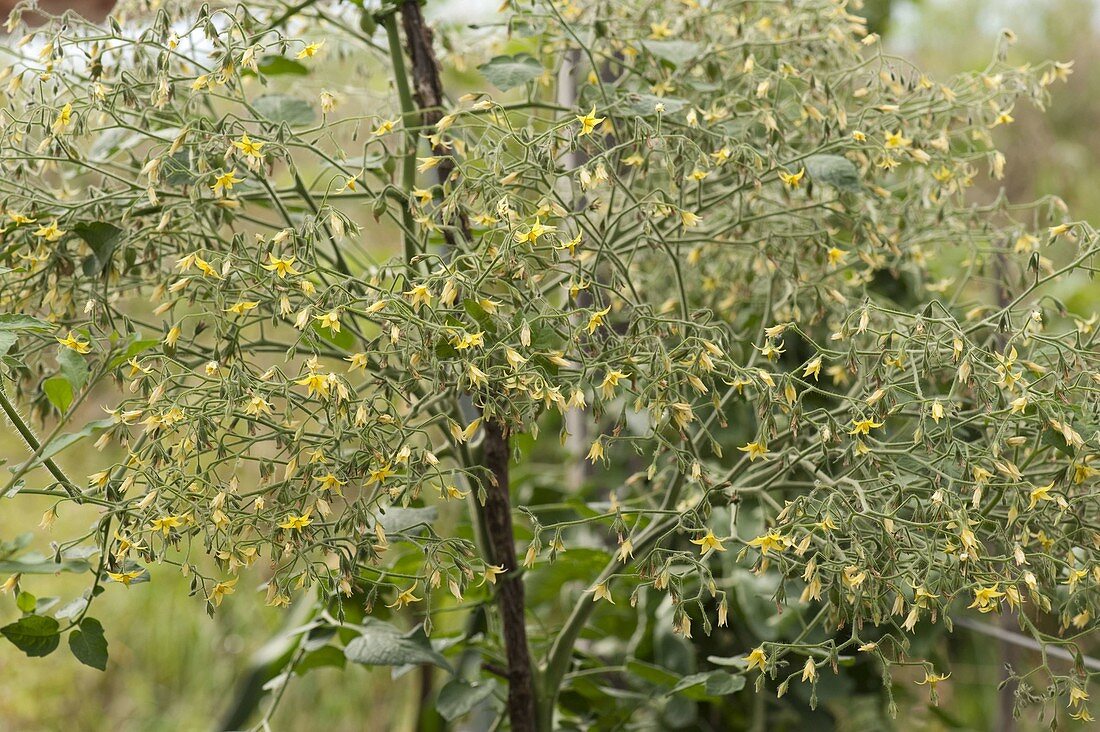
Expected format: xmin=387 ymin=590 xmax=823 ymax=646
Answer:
xmin=884 ymin=130 xmax=912 ymax=149
xmin=263 ymin=253 xmax=300 ymax=278
xmin=345 ymin=352 xmax=369 ymax=371
xmin=314 ymin=309 xmax=342 ymax=332
xmin=849 ymin=418 xmax=884 ymax=436
xmin=575 ymin=105 xmax=605 ymax=136
xmin=8 ymin=212 xmax=36 ymax=225
xmin=405 ymin=284 xmax=432 ymax=308
xmin=1027 ymin=481 xmax=1054 ymax=510
xmin=316 ymin=473 xmax=346 ymax=492
xmin=232 ymin=133 xmax=264 ymax=158
xmin=416 ymin=156 xmax=443 ymax=173
xmin=586 ymin=437 xmax=604 ymax=463
xmin=150 ymin=515 xmax=184 ymax=535
xmin=779 ymin=167 xmax=805 ymax=188
xmin=600 ymin=369 xmax=628 ymax=399
xmin=968 ymin=585 xmax=1004 ymax=613
xmin=690 ymin=531 xmax=727 ymax=554
xmin=208 ymin=577 xmax=238 ymax=607
xmin=211 ymin=169 xmax=243 ymax=195
xmin=387 ymin=582 xmax=421 ymax=609
xmin=295 ymin=373 xmax=331 ymax=398
xmin=296 ymin=41 xmax=324 ymax=59
xmin=371 ymin=119 xmax=397 ymax=136
xmin=929 ymin=401 xmax=945 ymax=423
xmin=513 ymin=217 xmax=556 ymax=244
xmin=680 ymin=210 xmax=702 ymax=228
xmin=51 ymin=102 xmax=73 ymax=134
xmin=107 ymin=570 xmax=144 ymax=586
xmin=745 ymin=646 xmax=768 ymax=672
xmin=278 ymin=509 xmax=313 ymax=531
xmin=56 ymin=331 xmax=91 ymax=354
xmin=34 ymin=220 xmax=65 ymax=241
xmin=590 ymin=582 xmax=614 ymax=603
xmin=747 ymin=531 xmax=786 ymax=556
xmin=826 ymin=247 xmax=847 ymax=267
xmin=480 ymin=565 xmax=506 ymax=585
xmin=586 ymin=306 xmax=611 ymax=334
xmin=224 ymin=300 xmax=259 ymax=316
xmin=803 ymin=356 xmax=822 ymax=380
xmin=738 ymin=441 xmax=769 ymax=462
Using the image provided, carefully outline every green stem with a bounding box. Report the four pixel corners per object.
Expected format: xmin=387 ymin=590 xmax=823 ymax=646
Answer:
xmin=0 ymin=385 xmax=78 ymax=497
xmin=537 ymin=473 xmax=685 ymax=729
xmin=381 ymin=8 xmax=421 ymax=271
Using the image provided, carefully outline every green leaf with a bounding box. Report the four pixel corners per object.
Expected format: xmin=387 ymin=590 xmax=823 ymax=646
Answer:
xmin=58 ymin=348 xmax=89 ymax=391
xmin=0 ymin=555 xmax=93 ymax=575
xmin=805 ymin=154 xmax=861 ymax=193
xmin=625 ymin=94 xmax=689 ymax=117
xmin=1 ymin=615 xmax=60 ymax=657
xmin=641 ymin=40 xmax=704 ymax=65
xmin=73 ymin=222 xmax=124 ymax=277
xmin=16 ymin=591 xmax=36 ymax=613
xmin=1042 ymin=426 xmax=1075 ymax=458
xmin=108 ymin=338 xmax=159 ymax=369
xmin=254 ymin=94 xmax=317 ymax=126
xmin=20 ymin=418 xmax=115 ymax=470
xmin=311 ymin=320 xmax=355 ymax=351
xmin=462 ymin=299 xmax=498 ymax=335
xmin=437 ymin=679 xmax=498 ymax=721
xmin=0 ymin=314 xmax=52 ymax=332
xmin=669 ymin=670 xmax=745 ymax=699
xmin=42 ymin=376 xmax=73 ymax=413
xmin=255 ymin=55 xmax=310 ymax=77
xmin=477 ymin=53 xmax=543 ymax=91
xmin=294 ymin=644 xmax=346 ymax=675
xmin=0 ymin=331 xmax=17 ymax=355
xmin=69 ymin=617 xmax=108 ymax=670
xmin=343 ymin=619 xmax=451 ymax=670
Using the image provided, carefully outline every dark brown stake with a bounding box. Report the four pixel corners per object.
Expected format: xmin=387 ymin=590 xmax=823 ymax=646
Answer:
xmin=397 ymin=4 xmax=537 ymax=729
xmin=480 ymin=417 xmax=537 ymax=732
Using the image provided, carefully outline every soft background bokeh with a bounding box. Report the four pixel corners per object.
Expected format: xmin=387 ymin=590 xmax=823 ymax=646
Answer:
xmin=1 ymin=1 xmax=1099 ymax=729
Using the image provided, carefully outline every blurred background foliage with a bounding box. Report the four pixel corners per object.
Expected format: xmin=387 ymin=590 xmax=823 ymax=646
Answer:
xmin=2 ymin=0 xmax=1100 ymax=730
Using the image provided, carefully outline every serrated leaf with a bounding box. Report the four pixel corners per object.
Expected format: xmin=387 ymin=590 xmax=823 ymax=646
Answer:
xmin=254 ymin=94 xmax=317 ymax=126
xmin=669 ymin=670 xmax=745 ymax=699
xmin=1 ymin=615 xmax=60 ymax=657
xmin=73 ymin=222 xmax=124 ymax=277
xmin=69 ymin=617 xmax=108 ymax=670
xmin=437 ymin=679 xmax=498 ymax=721
xmin=43 ymin=376 xmax=73 ymax=413
xmin=641 ymin=40 xmax=704 ymax=65
xmin=805 ymin=154 xmax=861 ymax=193
xmin=343 ymin=619 xmax=451 ymax=670
xmin=477 ymin=54 xmax=543 ymax=91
